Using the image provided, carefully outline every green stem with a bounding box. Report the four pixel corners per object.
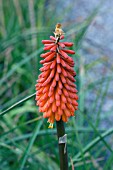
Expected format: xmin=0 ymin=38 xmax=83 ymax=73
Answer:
xmin=56 ymin=120 xmax=68 ymax=170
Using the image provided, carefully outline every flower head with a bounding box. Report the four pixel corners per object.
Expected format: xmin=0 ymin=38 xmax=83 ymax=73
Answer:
xmin=35 ymin=24 xmax=78 ymax=127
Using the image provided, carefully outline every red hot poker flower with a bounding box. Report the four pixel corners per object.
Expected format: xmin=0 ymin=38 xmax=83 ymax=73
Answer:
xmin=35 ymin=24 xmax=78 ymax=128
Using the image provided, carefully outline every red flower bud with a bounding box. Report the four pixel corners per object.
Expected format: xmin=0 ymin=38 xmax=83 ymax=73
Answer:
xmin=62 ymin=49 xmax=75 ymax=54
xmin=63 ymin=42 xmax=73 ymax=47
xmin=42 ymin=40 xmax=54 ymax=44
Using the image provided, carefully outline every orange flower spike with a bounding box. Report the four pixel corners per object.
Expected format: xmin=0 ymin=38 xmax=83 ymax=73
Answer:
xmin=35 ymin=23 xmax=78 ymax=128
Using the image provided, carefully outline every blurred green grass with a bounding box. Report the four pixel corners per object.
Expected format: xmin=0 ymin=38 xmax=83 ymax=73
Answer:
xmin=0 ymin=0 xmax=113 ymax=170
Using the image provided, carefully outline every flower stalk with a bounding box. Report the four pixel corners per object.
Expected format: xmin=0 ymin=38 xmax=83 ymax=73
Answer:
xmin=56 ymin=120 xmax=68 ymax=170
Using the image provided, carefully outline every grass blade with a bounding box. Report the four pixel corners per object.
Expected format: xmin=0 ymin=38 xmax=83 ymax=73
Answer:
xmin=19 ymin=119 xmax=43 ymax=170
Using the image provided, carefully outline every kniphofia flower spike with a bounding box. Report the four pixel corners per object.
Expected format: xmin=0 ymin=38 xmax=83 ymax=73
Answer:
xmin=35 ymin=24 xmax=78 ymax=128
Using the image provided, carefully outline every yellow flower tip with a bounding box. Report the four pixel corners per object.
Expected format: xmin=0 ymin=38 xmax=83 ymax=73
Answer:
xmin=54 ymin=23 xmax=64 ymax=38
xmin=48 ymin=123 xmax=54 ymax=129
xmin=56 ymin=23 xmax=62 ymax=28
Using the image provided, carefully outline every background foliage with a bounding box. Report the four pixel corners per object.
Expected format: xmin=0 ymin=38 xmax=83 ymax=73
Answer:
xmin=0 ymin=0 xmax=113 ymax=169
